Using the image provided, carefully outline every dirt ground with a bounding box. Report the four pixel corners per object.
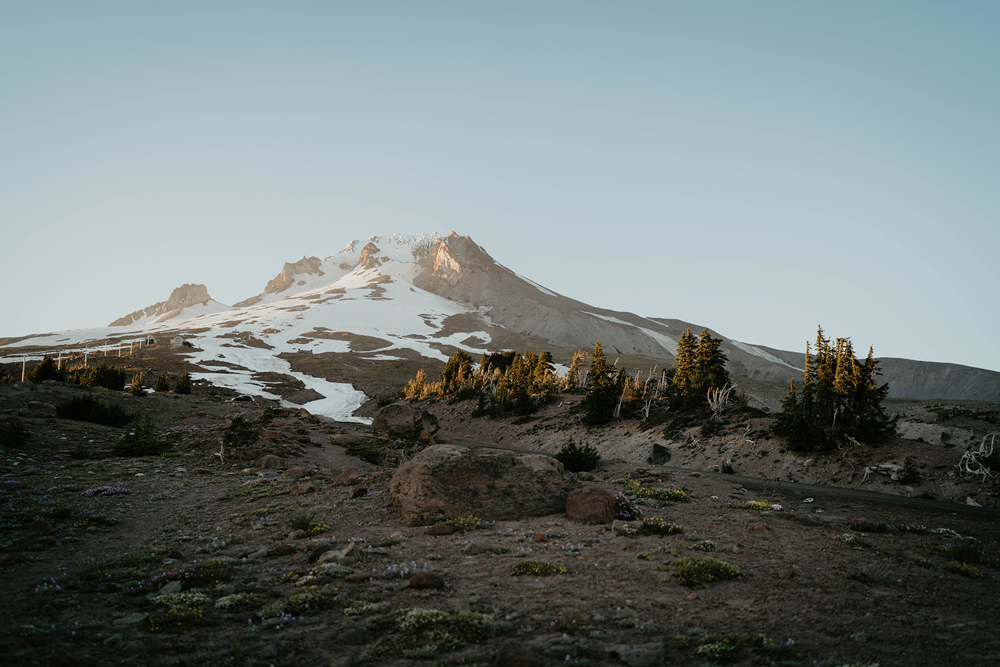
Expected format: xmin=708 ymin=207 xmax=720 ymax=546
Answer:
xmin=1 ymin=379 xmax=999 ymax=667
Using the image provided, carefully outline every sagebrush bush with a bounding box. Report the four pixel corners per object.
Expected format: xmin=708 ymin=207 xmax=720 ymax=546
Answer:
xmin=555 ymin=438 xmax=601 ymax=472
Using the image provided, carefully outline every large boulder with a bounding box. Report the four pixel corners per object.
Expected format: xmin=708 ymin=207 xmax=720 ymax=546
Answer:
xmin=566 ymin=486 xmax=615 ymax=524
xmin=390 ymin=445 xmax=577 ymax=526
xmin=373 ymin=404 xmax=439 ymax=435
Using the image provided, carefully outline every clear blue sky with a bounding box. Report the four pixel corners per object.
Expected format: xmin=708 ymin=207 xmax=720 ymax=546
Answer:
xmin=2 ymin=2 xmax=998 ymax=371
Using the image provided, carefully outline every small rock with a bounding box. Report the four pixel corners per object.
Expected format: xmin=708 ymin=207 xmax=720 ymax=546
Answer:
xmin=779 ymin=569 xmax=795 ymax=580
xmin=612 ymin=520 xmax=636 ymax=535
xmin=165 ymin=549 xmax=185 ymax=560
xmin=247 ymin=547 xmax=270 ymax=560
xmin=534 ymin=533 xmax=547 ymax=543
xmin=102 ymin=633 xmax=124 ymax=647
xmin=753 ymin=524 xmax=769 ymax=532
xmin=408 ymin=572 xmax=445 ymax=590
xmin=289 ymin=529 xmax=306 ymax=540
xmin=732 ymin=545 xmax=743 ymax=554
xmin=159 ymin=580 xmax=183 ymax=595
xmin=282 ymin=466 xmax=313 ymax=480
xmin=348 ymin=487 xmax=368 ymax=499
xmin=289 ymin=481 xmax=317 ymax=495
xmin=258 ymin=643 xmax=280 ymax=659
xmin=425 ymin=524 xmax=454 ymax=536
xmin=966 ymin=497 xmax=982 ymax=507
xmin=255 ymin=455 xmax=284 ymax=470
xmin=462 ymin=539 xmax=494 ymax=556
xmin=851 ymin=632 xmax=869 ymax=643
xmin=344 ymin=572 xmax=371 ymax=583
xmin=261 ymin=429 xmax=282 ymax=441
xmin=266 ymin=544 xmax=295 ymax=558
xmin=308 ymin=544 xmax=334 ymax=563
xmin=112 ymin=612 xmax=148 ymax=627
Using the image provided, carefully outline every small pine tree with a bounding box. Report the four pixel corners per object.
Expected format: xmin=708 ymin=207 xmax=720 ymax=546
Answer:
xmin=154 ymin=372 xmax=171 ymax=393
xmin=27 ymin=356 xmax=65 ymax=384
xmin=563 ymin=349 xmax=588 ymax=392
xmin=583 ymin=342 xmax=620 ymax=425
xmin=174 ymin=371 xmax=192 ymax=395
xmin=403 ymin=369 xmax=426 ymax=399
xmin=129 ymin=373 xmax=145 ymax=396
xmin=693 ymin=329 xmax=729 ymax=396
xmin=671 ymin=329 xmax=698 ymax=403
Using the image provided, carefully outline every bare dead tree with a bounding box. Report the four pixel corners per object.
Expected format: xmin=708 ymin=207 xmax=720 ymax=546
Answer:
xmin=958 ymin=434 xmax=997 ymax=485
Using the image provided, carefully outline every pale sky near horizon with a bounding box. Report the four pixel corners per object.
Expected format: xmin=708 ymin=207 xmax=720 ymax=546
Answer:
xmin=2 ymin=2 xmax=998 ymax=372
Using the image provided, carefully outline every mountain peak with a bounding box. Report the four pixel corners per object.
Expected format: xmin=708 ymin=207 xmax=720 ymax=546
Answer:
xmin=109 ymin=283 xmax=224 ymax=326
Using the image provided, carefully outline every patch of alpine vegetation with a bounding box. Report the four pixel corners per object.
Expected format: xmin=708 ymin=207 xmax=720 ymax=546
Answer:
xmin=364 ymin=608 xmax=512 ymax=659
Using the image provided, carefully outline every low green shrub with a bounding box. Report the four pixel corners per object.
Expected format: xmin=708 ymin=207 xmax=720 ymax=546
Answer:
xmin=510 ymin=560 xmax=567 ymax=576
xmin=670 ymin=557 xmax=743 ymax=588
xmin=949 ymin=537 xmax=984 ymax=564
xmin=555 ymin=438 xmax=601 ymax=472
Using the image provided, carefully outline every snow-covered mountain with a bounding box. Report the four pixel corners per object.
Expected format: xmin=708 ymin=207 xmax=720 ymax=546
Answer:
xmin=4 ymin=231 xmax=999 ymax=420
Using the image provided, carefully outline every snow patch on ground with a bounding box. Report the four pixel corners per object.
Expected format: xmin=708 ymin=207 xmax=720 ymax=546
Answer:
xmin=730 ymin=340 xmax=799 ymax=370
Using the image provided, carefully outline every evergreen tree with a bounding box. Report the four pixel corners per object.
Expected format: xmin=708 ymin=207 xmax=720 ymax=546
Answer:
xmin=404 ymin=369 xmax=427 ymax=399
xmin=583 ymin=341 xmax=619 ymax=425
xmin=671 ymin=329 xmax=698 ymax=402
xmin=154 ymin=372 xmax=171 ymax=393
xmin=439 ymin=349 xmax=473 ymax=395
xmin=533 ymin=351 xmax=555 ymax=389
xmin=693 ymin=329 xmax=729 ymax=396
xmin=174 ymin=371 xmax=192 ymax=395
xmin=775 ymin=326 xmax=897 ymax=450
xmin=563 ymin=349 xmax=588 ymax=392
xmin=27 ymin=356 xmax=65 ymax=384
xmin=129 ymin=373 xmax=145 ymax=396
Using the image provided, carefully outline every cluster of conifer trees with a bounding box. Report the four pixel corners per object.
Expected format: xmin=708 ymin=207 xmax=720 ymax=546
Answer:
xmin=404 ymin=327 xmax=733 ymax=426
xmin=404 ymin=349 xmax=558 ymax=417
xmin=773 ymin=327 xmax=897 ymax=450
